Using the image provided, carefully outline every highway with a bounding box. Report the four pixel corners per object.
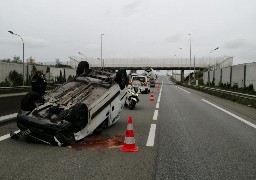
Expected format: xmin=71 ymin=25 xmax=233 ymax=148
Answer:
xmin=0 ymin=76 xmax=256 ymax=179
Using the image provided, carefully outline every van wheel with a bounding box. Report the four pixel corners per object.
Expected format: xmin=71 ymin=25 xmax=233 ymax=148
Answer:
xmin=115 ymin=69 xmax=128 ymax=90
xmin=21 ymin=92 xmax=41 ymax=111
xmin=68 ymin=103 xmax=88 ymax=132
xmin=76 ymin=61 xmax=89 ymax=76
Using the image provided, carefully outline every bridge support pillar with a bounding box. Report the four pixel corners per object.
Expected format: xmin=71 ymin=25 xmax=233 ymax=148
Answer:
xmin=181 ymin=70 xmax=184 ymax=82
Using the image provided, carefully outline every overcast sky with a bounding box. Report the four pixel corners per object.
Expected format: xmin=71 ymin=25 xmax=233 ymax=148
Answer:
xmin=1 ymin=0 xmax=256 ymax=65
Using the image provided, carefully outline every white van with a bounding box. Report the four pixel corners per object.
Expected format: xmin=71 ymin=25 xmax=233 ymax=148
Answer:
xmin=12 ymin=61 xmax=128 ymax=146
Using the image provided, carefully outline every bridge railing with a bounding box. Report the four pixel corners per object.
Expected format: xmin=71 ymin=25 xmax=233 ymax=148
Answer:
xmin=69 ymin=57 xmax=233 ymax=69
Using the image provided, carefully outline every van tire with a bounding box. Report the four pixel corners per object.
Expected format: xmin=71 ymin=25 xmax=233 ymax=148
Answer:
xmin=115 ymin=69 xmax=128 ymax=90
xmin=68 ymin=103 xmax=88 ymax=131
xmin=76 ymin=61 xmax=89 ymax=76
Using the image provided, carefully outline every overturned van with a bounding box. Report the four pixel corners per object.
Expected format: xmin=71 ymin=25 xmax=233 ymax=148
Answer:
xmin=11 ymin=61 xmax=128 ymax=146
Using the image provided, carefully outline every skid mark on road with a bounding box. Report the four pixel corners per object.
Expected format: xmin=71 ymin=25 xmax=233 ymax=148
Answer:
xmin=202 ymin=99 xmax=256 ymax=129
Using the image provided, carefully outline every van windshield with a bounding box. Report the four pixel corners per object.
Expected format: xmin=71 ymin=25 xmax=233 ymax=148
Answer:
xmin=132 ymin=76 xmax=146 ymax=82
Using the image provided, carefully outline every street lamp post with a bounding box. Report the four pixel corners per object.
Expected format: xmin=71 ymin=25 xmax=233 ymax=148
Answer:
xmin=8 ymin=31 xmax=25 ymax=86
xmin=194 ymin=56 xmax=196 ymax=84
xmin=101 ymin=34 xmax=104 ymax=68
xmin=210 ymin=47 xmax=219 ymax=69
xmin=173 ymin=54 xmax=177 ymax=80
xmin=179 ymin=48 xmax=183 ymax=82
xmin=179 ymin=48 xmax=183 ymax=67
xmin=188 ymin=34 xmax=192 ymax=85
xmin=78 ymin=52 xmax=87 ymax=61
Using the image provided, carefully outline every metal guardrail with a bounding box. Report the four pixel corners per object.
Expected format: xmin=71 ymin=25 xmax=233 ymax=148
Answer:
xmin=195 ymin=85 xmax=256 ymax=101
xmin=0 ymin=86 xmax=58 ymax=97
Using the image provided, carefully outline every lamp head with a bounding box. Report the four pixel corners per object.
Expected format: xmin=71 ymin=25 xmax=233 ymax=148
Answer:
xmin=8 ymin=31 xmax=14 ymax=34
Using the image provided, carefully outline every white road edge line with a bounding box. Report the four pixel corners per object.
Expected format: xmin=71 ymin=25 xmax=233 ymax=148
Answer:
xmin=146 ymin=124 xmax=156 ymax=147
xmin=156 ymin=103 xmax=159 ymax=109
xmin=202 ymin=99 xmax=256 ymax=129
xmin=0 ymin=130 xmax=20 ymax=142
xmin=153 ymin=110 xmax=158 ymax=120
xmin=0 ymin=113 xmax=18 ymax=122
xmin=175 ymin=86 xmax=191 ymax=94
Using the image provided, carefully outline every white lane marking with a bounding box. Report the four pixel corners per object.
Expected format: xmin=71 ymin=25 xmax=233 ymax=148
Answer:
xmin=0 ymin=130 xmax=20 ymax=142
xmin=153 ymin=110 xmax=158 ymax=120
xmin=156 ymin=103 xmax=159 ymax=109
xmin=146 ymin=124 xmax=156 ymax=147
xmin=157 ymin=97 xmax=161 ymax=103
xmin=157 ymin=92 xmax=161 ymax=103
xmin=202 ymin=99 xmax=256 ymax=129
xmin=0 ymin=113 xmax=18 ymax=122
xmin=160 ymin=82 xmax=163 ymax=92
xmin=175 ymin=86 xmax=191 ymax=94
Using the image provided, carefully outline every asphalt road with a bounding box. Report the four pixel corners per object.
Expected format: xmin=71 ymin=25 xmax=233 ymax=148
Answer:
xmin=0 ymin=76 xmax=256 ymax=179
xmin=155 ymin=78 xmax=256 ymax=179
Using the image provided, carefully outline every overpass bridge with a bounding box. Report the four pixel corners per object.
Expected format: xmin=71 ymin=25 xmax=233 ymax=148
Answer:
xmin=69 ymin=57 xmax=233 ymax=70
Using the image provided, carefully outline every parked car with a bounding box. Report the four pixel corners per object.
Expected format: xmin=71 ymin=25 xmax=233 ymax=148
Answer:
xmin=131 ymin=75 xmax=150 ymax=94
xmin=11 ymin=61 xmax=128 ymax=146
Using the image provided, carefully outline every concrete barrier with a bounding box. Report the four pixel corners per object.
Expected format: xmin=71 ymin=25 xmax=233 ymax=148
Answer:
xmin=246 ymin=63 xmax=256 ymax=90
xmin=222 ymin=67 xmax=231 ymax=85
xmin=215 ymin=69 xmax=221 ymax=85
xmin=203 ymin=62 xmax=256 ymax=90
xmin=203 ymin=71 xmax=208 ymax=85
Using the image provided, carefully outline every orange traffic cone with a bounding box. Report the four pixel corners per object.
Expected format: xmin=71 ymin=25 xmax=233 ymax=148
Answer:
xmin=150 ymin=92 xmax=154 ymax=102
xmin=157 ymin=84 xmax=160 ymax=90
xmin=120 ymin=116 xmax=139 ymax=152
